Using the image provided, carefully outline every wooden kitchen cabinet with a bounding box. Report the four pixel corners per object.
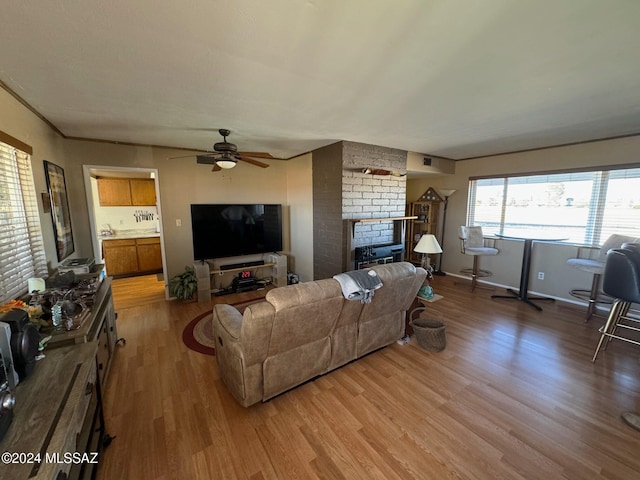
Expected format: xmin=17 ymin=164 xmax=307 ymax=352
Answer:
xmin=102 ymin=239 xmax=139 ymax=275
xmin=103 ymin=237 xmax=162 ymax=276
xmin=97 ymin=178 xmax=132 ymax=206
xmin=136 ymin=237 xmax=162 ymax=271
xmin=130 ymin=178 xmax=156 ymax=205
xmin=97 ymin=177 xmax=156 ymax=206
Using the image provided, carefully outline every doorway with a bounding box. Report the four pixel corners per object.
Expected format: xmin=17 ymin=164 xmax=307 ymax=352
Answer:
xmin=82 ymin=165 xmax=169 ymax=299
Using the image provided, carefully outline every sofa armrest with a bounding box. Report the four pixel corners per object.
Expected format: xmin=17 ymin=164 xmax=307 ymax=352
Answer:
xmin=214 ymin=304 xmax=243 ymax=340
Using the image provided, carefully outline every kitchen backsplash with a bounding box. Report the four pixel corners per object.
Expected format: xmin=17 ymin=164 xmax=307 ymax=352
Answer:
xmin=95 ymin=206 xmax=160 ymax=233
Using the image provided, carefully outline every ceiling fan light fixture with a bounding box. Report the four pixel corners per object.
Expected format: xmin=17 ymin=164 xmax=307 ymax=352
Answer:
xmin=215 ymin=153 xmax=237 ymax=169
xmin=216 ymin=158 xmax=238 ymax=169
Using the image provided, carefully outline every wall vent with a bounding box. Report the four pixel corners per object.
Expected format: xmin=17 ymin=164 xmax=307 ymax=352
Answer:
xmin=423 ymin=157 xmax=432 ymax=166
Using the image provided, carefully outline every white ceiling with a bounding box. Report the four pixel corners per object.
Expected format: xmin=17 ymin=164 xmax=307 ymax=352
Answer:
xmin=2 ymin=0 xmax=640 ymax=161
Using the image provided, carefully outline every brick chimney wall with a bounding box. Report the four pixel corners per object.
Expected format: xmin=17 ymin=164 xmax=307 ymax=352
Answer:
xmin=342 ymin=141 xmax=407 ymax=249
xmin=312 ymin=141 xmax=407 ymax=279
xmin=312 ymin=142 xmax=345 ymax=280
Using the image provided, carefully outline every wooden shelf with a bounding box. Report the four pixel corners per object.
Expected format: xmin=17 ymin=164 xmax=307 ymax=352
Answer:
xmin=349 ymin=216 xmax=418 ymax=223
xmin=348 ymin=216 xmax=417 ymax=236
xmin=210 ymin=262 xmax=275 ymax=275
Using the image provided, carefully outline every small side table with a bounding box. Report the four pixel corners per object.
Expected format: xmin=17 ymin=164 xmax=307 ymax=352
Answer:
xmin=400 ymin=293 xmax=443 ymax=343
xmin=417 ymin=293 xmax=444 ymax=306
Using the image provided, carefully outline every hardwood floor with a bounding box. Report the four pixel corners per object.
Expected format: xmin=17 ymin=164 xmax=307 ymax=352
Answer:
xmin=110 ymin=273 xmax=166 ymax=310
xmin=98 ymin=274 xmax=640 ymax=479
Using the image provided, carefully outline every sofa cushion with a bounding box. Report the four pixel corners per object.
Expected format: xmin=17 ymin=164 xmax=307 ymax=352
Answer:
xmin=261 ymin=278 xmax=346 ymax=399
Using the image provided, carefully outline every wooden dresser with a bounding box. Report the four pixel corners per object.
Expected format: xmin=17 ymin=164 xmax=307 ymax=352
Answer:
xmin=0 ymin=277 xmax=120 ymax=479
xmin=0 ymin=342 xmax=104 ymax=479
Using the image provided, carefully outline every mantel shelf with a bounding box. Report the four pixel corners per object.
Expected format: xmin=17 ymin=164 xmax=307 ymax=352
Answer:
xmin=349 ymin=216 xmax=418 ymax=223
xmin=348 ymin=216 xmax=417 ymax=236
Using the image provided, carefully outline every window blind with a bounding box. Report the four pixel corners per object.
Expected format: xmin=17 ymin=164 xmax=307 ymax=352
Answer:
xmin=467 ymin=167 xmax=640 ymax=245
xmin=0 ymin=141 xmax=47 ymax=303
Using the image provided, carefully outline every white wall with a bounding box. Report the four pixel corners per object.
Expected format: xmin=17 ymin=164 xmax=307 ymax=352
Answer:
xmin=407 ymin=136 xmax=640 ymax=303
xmin=286 ymin=153 xmax=313 ymax=281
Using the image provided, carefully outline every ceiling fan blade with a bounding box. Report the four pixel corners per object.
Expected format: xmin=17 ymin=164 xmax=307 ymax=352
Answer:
xmin=196 ymin=154 xmax=218 ymax=165
xmin=168 ymin=153 xmax=199 ymax=160
xmin=212 ymin=164 xmax=222 ymax=172
xmin=238 ymin=155 xmax=270 ymax=168
xmin=238 ymin=151 xmax=275 ymax=159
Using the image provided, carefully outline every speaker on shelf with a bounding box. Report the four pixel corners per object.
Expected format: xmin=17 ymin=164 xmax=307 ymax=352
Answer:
xmin=269 ymin=253 xmax=288 ymax=287
xmin=193 ymin=262 xmax=211 ymax=303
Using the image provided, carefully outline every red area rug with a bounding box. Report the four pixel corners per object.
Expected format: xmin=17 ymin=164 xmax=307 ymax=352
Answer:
xmin=182 ymin=296 xmax=266 ymax=356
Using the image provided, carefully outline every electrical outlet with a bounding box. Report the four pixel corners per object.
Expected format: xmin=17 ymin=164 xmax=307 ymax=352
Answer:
xmin=175 ymin=219 xmax=181 ymax=227
xmin=538 ymin=272 xmax=544 ymax=280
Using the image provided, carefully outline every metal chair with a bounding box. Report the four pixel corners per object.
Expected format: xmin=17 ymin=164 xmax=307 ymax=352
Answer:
xmin=567 ymin=234 xmax=638 ymax=321
xmin=592 ymin=246 xmax=640 ymax=362
xmin=458 ymin=226 xmax=498 ymax=291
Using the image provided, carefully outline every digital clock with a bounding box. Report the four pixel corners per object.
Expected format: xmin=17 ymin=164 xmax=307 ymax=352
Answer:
xmin=239 ymin=270 xmax=252 ymax=279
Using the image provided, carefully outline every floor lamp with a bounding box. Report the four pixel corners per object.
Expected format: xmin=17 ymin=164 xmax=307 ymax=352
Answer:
xmin=433 ymin=189 xmax=456 ymax=276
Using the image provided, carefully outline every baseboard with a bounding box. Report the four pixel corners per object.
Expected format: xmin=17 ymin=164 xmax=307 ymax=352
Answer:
xmin=440 ymin=271 xmax=592 ymax=308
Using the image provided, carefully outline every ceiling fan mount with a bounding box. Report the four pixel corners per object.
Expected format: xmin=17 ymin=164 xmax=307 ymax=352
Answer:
xmin=213 ymin=129 xmax=238 ymax=154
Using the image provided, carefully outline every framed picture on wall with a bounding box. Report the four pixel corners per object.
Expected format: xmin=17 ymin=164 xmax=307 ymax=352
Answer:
xmin=44 ymin=160 xmax=75 ymax=261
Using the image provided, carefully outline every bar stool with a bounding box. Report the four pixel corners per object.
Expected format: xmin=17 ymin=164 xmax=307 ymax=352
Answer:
xmin=458 ymin=226 xmax=499 ymax=291
xmin=567 ymin=234 xmax=638 ymax=321
xmin=591 ymin=246 xmax=640 ymax=362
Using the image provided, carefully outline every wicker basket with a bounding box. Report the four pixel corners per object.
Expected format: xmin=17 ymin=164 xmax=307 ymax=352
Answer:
xmin=410 ymin=312 xmax=446 ymax=352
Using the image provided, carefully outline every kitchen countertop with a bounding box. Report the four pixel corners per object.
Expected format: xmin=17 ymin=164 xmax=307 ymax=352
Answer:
xmin=98 ymin=229 xmax=160 ymax=240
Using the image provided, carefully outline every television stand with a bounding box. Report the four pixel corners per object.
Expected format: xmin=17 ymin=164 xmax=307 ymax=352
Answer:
xmin=194 ymin=254 xmax=287 ymax=302
xmin=213 ymin=282 xmax=267 ymax=296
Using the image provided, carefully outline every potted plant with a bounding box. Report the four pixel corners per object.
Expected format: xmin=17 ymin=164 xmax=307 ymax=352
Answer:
xmin=169 ymin=265 xmax=198 ymax=301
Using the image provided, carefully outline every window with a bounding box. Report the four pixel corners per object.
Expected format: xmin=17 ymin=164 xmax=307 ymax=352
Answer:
xmin=0 ymin=136 xmax=47 ymax=303
xmin=467 ymin=166 xmax=640 ymax=245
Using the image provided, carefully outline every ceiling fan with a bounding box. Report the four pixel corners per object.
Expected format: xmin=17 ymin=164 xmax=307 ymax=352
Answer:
xmin=170 ymin=129 xmax=274 ymax=171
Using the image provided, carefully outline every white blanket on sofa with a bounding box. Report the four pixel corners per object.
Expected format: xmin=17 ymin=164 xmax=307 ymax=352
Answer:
xmin=333 ymin=269 xmax=383 ymax=303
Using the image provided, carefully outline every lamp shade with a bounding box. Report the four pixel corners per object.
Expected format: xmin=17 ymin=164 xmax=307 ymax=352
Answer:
xmin=438 ymin=189 xmax=456 ymax=198
xmin=414 ymin=234 xmax=442 ymax=254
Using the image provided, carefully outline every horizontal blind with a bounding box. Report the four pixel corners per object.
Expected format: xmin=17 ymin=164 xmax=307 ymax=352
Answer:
xmin=598 ymin=168 xmax=640 ymax=243
xmin=0 ymin=142 xmax=47 ymax=303
xmin=467 ymin=166 xmax=640 ymax=246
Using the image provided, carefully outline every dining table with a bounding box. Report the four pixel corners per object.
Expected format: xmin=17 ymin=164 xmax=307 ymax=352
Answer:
xmin=491 ymin=232 xmax=568 ymax=311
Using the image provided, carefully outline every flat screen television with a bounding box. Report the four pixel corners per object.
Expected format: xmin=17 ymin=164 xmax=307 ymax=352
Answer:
xmin=190 ymin=204 xmax=283 ymax=260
